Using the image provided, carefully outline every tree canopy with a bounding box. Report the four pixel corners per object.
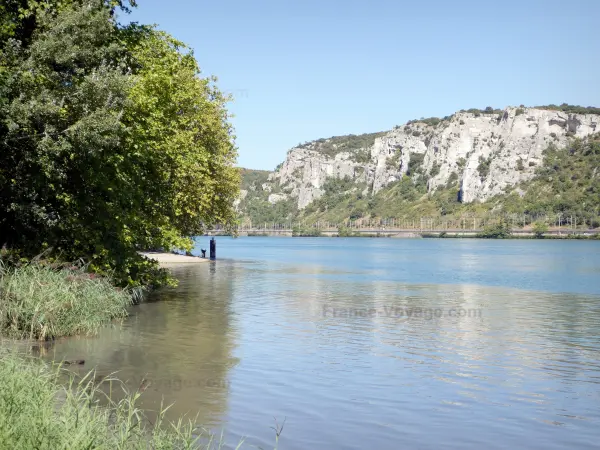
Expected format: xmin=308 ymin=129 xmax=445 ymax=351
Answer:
xmin=0 ymin=0 xmax=239 ymax=286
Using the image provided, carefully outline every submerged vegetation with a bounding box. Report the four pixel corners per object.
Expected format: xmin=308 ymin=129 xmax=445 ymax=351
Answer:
xmin=0 ymin=351 xmax=236 ymax=449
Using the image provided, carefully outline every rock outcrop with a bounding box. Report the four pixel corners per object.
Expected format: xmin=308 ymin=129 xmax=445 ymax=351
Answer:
xmin=249 ymin=107 xmax=598 ymax=209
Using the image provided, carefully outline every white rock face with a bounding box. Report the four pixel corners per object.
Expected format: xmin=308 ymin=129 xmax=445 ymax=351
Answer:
xmin=259 ymin=107 xmax=598 ymax=209
xmin=268 ymin=193 xmax=288 ymax=204
xmin=233 ymin=189 xmax=248 ymax=210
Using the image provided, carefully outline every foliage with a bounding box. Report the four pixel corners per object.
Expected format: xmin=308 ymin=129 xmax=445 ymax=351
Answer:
xmin=386 ymin=150 xmax=402 ymax=170
xmin=242 ymin=197 xmax=297 ymax=225
xmin=352 ymin=148 xmax=371 ymax=163
xmin=407 ymin=117 xmax=444 ymax=127
xmin=477 ymin=220 xmax=512 ymax=239
xmin=0 ymin=262 xmax=131 ymax=340
xmin=299 ymin=132 xmax=386 ymax=158
xmin=292 ymin=224 xmax=322 ymax=237
xmin=337 ymin=224 xmax=359 ymax=237
xmin=241 ymin=131 xmax=600 ymax=227
xmin=240 ymin=168 xmax=270 ymax=191
xmin=534 ymin=103 xmax=600 ymax=115
xmin=0 ymin=351 xmax=239 ymax=450
xmin=0 ymin=1 xmax=239 ymax=287
xmin=407 ymin=153 xmax=425 ymax=175
xmin=532 ymin=221 xmax=548 ymax=238
xmin=465 ymin=107 xmax=503 ymax=117
xmin=477 ymin=155 xmax=492 ymax=180
xmin=515 ymin=108 xmax=525 ymax=116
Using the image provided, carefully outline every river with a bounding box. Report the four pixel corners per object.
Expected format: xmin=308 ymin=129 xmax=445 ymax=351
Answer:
xmin=44 ymin=238 xmax=600 ymax=449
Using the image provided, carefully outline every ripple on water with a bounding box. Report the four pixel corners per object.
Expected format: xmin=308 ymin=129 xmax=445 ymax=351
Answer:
xmin=40 ymin=239 xmax=600 ymax=450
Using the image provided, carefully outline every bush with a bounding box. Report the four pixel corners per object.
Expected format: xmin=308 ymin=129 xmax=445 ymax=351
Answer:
xmin=292 ymin=225 xmax=322 ymax=237
xmin=407 ymin=153 xmax=425 ymax=175
xmin=515 ymin=108 xmax=525 ymax=116
xmin=337 ymin=225 xmax=358 ymax=237
xmin=477 ymin=220 xmax=511 ymax=239
xmin=532 ymin=222 xmax=548 ymax=238
xmin=0 ymin=263 xmax=132 ymax=340
xmin=535 ymin=104 xmax=600 ymax=115
xmin=477 ymin=155 xmax=492 ymax=180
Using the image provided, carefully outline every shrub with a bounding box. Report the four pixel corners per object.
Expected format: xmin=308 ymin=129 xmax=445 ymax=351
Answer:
xmin=407 ymin=153 xmax=425 ymax=176
xmin=515 ymin=108 xmax=525 ymax=116
xmin=477 ymin=155 xmax=492 ymax=180
xmin=532 ymin=221 xmax=548 ymax=238
xmin=477 ymin=220 xmax=511 ymax=238
xmin=337 ymin=225 xmax=358 ymax=237
xmin=292 ymin=225 xmax=322 ymax=237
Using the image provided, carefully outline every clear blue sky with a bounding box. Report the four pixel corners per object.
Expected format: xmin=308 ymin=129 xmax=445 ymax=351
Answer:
xmin=125 ymin=0 xmax=599 ymax=170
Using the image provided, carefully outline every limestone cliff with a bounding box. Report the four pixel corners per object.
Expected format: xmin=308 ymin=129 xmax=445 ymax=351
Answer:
xmin=243 ymin=107 xmax=599 ymax=211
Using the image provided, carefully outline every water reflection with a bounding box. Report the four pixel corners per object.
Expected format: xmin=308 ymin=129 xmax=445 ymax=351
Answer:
xmin=44 ymin=262 xmax=239 ymax=425
xmin=40 ymin=239 xmax=600 ymax=450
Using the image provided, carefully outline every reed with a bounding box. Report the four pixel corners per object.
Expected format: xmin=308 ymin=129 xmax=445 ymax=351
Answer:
xmin=0 ymin=350 xmax=239 ymax=449
xmin=0 ymin=262 xmax=132 ymax=340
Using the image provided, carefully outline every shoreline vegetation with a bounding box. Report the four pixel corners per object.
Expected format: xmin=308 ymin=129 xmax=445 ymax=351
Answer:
xmin=0 ymin=350 xmax=235 ymax=449
xmin=237 ymin=233 xmax=600 ymax=239
xmin=0 ymin=263 xmax=132 ymax=341
xmin=0 ymin=263 xmax=254 ymax=449
xmin=1 ymin=0 xmax=240 ymax=444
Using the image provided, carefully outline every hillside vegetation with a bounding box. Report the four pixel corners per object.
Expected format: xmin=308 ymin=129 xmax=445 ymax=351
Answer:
xmin=240 ymin=134 xmax=600 ymax=227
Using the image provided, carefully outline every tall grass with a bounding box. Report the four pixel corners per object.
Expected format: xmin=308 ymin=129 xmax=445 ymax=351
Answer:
xmin=0 ymin=350 xmax=237 ymax=449
xmin=0 ymin=263 xmax=132 ymax=340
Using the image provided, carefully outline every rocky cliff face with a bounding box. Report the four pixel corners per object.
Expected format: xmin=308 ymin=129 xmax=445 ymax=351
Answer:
xmin=246 ymin=107 xmax=599 ymax=210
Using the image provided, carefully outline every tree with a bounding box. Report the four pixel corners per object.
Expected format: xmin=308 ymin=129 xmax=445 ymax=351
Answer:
xmin=122 ymin=27 xmax=239 ymax=248
xmin=0 ymin=1 xmax=239 ymax=286
xmin=532 ymin=222 xmax=548 ymax=238
xmin=477 ymin=219 xmax=512 ymax=239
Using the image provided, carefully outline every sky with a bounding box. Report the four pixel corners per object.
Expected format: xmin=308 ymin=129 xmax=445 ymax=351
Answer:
xmin=125 ymin=0 xmax=600 ymax=170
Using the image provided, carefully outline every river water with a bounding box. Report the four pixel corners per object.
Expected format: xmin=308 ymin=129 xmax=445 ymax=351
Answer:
xmin=45 ymin=238 xmax=600 ymax=449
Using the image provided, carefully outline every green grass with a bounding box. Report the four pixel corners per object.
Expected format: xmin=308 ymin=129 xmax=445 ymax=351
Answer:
xmin=0 ymin=350 xmax=239 ymax=450
xmin=0 ymin=263 xmax=133 ymax=340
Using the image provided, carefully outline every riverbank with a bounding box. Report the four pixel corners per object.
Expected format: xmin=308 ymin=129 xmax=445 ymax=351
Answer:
xmin=140 ymin=252 xmax=210 ymax=265
xmin=0 ymin=262 xmax=255 ymax=449
xmin=216 ymin=231 xmax=600 ymax=239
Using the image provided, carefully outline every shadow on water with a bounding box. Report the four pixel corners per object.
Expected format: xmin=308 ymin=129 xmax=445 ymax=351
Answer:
xmin=18 ymin=238 xmax=600 ymax=449
xmin=42 ymin=261 xmax=240 ymax=427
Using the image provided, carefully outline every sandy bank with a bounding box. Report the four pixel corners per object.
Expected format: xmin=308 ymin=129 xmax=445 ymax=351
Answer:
xmin=139 ymin=252 xmax=209 ymax=265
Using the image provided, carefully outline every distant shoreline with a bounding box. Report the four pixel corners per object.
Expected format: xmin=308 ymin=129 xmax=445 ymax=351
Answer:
xmin=208 ymin=232 xmax=599 ymax=240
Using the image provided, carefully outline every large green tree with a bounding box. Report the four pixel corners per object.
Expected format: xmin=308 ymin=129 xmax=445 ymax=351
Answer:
xmin=0 ymin=0 xmax=239 ymax=286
